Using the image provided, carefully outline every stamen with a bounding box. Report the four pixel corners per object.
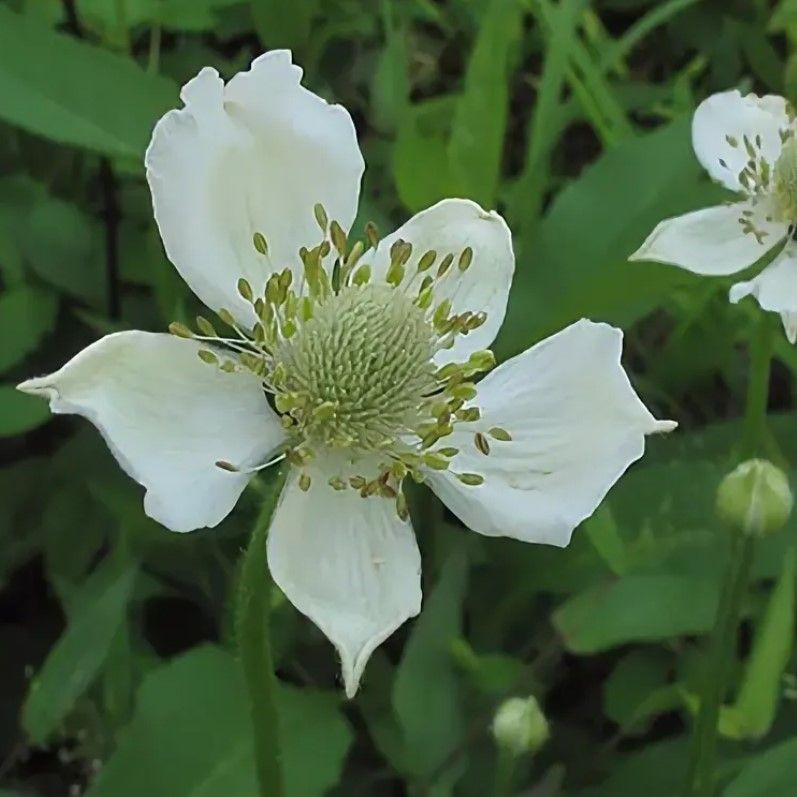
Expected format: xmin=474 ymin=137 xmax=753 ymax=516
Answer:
xmin=170 ymin=208 xmax=513 ymax=515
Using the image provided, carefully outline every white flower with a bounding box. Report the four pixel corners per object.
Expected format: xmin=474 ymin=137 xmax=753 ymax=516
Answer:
xmin=18 ymin=51 xmax=675 ymax=697
xmin=630 ymin=90 xmax=797 ymax=342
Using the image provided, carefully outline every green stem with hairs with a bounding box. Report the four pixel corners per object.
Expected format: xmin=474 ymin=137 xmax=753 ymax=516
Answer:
xmin=236 ymin=467 xmax=288 ymax=797
xmin=685 ymin=313 xmax=774 ymax=797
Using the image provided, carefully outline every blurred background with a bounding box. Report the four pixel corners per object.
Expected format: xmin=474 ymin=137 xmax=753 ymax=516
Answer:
xmin=1 ymin=0 xmax=797 ymax=795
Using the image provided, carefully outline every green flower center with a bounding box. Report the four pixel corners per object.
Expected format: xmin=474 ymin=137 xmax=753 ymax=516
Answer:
xmin=274 ymin=284 xmax=437 ymax=450
xmin=169 ymin=204 xmax=512 ymax=516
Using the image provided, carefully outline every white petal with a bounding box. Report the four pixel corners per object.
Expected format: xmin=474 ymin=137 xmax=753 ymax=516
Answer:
xmin=692 ymin=90 xmax=791 ymax=192
xmin=629 ymin=201 xmax=786 ymax=275
xmin=146 ymin=51 xmax=364 ymax=326
xmin=17 ymin=332 xmax=284 ymax=532
xmin=368 ymin=199 xmax=514 ymax=365
xmin=730 ymin=241 xmax=797 ymax=342
xmin=425 ymin=320 xmax=676 ymax=547
xmin=267 ymin=467 xmax=421 ymax=697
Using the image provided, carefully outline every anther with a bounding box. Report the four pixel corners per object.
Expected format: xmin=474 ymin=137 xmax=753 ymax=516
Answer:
xmin=253 ymin=232 xmax=268 ymax=255
xmin=474 ymin=432 xmax=491 ymax=455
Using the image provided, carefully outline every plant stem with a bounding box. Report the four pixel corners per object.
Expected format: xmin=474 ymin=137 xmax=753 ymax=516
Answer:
xmin=494 ymin=748 xmax=515 ymax=797
xmin=740 ymin=313 xmax=774 ymax=459
xmin=685 ymin=313 xmax=774 ymax=796
xmin=236 ymin=467 xmax=288 ymax=797
xmin=685 ymin=529 xmax=753 ymax=796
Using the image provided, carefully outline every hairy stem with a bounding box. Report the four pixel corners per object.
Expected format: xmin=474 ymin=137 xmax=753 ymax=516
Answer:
xmin=685 ymin=313 xmax=774 ymax=796
xmin=236 ymin=467 xmax=288 ymax=797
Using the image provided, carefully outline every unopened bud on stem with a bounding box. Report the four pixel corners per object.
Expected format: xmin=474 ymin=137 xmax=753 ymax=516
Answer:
xmin=491 ymin=695 xmax=549 ymax=757
xmin=716 ymin=459 xmax=793 ymax=537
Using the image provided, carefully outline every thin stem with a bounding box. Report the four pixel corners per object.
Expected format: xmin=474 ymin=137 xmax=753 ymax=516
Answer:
xmin=685 ymin=312 xmax=774 ymax=796
xmin=685 ymin=530 xmax=753 ymax=796
xmin=236 ymin=467 xmax=288 ymax=797
xmin=494 ymin=748 xmax=515 ymax=797
xmin=740 ymin=313 xmax=775 ymax=459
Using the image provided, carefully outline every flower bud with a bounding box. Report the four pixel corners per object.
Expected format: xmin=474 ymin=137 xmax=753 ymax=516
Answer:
xmin=716 ymin=459 xmax=793 ymax=537
xmin=491 ymin=695 xmax=549 ymax=757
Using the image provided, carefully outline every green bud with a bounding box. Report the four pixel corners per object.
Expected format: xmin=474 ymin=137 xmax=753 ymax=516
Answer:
xmin=716 ymin=459 xmax=793 ymax=537
xmin=491 ymin=696 xmax=549 ymax=757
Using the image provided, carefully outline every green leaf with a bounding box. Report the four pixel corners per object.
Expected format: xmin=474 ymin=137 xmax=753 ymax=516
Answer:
xmin=22 ymin=552 xmax=138 ymax=744
xmin=553 ymin=574 xmax=719 ymax=654
xmin=579 ymin=737 xmax=689 ymax=797
xmin=0 ymin=7 xmax=177 ymax=159
xmin=393 ymin=548 xmax=468 ymax=784
xmin=508 ymin=0 xmax=585 ymax=229
xmin=603 ymin=649 xmax=673 ymax=728
xmin=450 ymin=637 xmax=525 ymax=694
xmin=447 ymin=0 xmax=521 ymax=206
xmin=0 ymin=286 xmax=58 ymax=374
xmin=22 ymin=195 xmax=104 ymax=304
xmin=85 ymin=645 xmax=352 ymax=797
xmin=719 ymin=546 xmax=796 ymax=740
xmin=393 ymin=97 xmax=463 ymax=213
xmin=722 ymin=737 xmax=797 ymax=796
xmin=583 ymin=504 xmax=628 ymax=576
xmin=0 ymin=385 xmax=51 ymax=437
xmin=498 ymin=118 xmax=721 ymax=355
xmin=78 ymin=0 xmax=243 ymax=34
xmin=0 ymin=220 xmax=24 ymax=285
xmin=251 ymin=0 xmax=320 ymax=53
xmin=371 ymin=6 xmax=410 ymax=133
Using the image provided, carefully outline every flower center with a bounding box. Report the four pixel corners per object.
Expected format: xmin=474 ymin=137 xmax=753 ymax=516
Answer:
xmin=273 ymin=284 xmax=437 ymax=450
xmin=774 ymin=135 xmax=797 ymax=222
xmin=169 ymin=204 xmax=512 ymax=517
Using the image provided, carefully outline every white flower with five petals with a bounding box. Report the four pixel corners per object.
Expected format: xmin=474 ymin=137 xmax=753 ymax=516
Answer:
xmin=18 ymin=51 xmax=675 ymax=697
xmin=631 ymin=90 xmax=797 ymax=341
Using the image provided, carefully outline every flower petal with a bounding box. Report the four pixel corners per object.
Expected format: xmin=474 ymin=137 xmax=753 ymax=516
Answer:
xmin=730 ymin=241 xmax=797 ymax=342
xmin=17 ymin=332 xmax=284 ymax=532
xmin=692 ymin=90 xmax=791 ymax=192
xmin=425 ymin=319 xmax=675 ymax=547
xmin=267 ymin=468 xmax=421 ymax=697
xmin=368 ymin=199 xmax=514 ymax=364
xmin=629 ymin=201 xmax=786 ymax=275
xmin=146 ymin=50 xmax=364 ymax=326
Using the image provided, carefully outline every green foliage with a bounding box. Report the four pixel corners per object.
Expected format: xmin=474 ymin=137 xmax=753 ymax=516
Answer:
xmin=84 ymin=646 xmax=352 ymax=797
xmin=0 ymin=6 xmax=177 ymax=160
xmin=22 ymin=551 xmax=139 ymax=745
xmin=392 ymin=547 xmax=468 ymax=785
xmin=2 ymin=0 xmax=797 ymax=795
xmin=719 ymin=547 xmax=797 ymax=740
xmin=722 ymin=737 xmax=797 ymax=796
